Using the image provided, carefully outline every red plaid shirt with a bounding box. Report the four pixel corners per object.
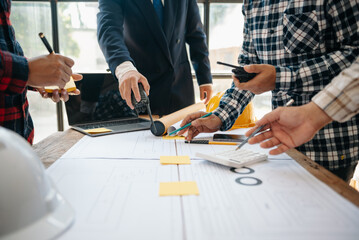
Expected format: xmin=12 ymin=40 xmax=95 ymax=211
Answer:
xmin=0 ymin=0 xmax=34 ymax=144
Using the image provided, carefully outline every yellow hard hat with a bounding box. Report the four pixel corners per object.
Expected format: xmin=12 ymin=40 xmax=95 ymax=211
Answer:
xmin=206 ymin=92 xmax=257 ymax=129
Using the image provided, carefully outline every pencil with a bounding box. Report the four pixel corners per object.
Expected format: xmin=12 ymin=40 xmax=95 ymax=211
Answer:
xmin=168 ymin=112 xmax=212 ymax=136
xmin=235 ymin=99 xmax=295 ymax=151
xmin=185 ymin=140 xmax=237 ymax=145
xmin=38 ymin=32 xmax=54 ymax=54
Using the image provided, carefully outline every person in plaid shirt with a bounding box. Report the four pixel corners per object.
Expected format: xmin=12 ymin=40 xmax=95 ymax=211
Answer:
xmin=246 ymin=58 xmax=359 ymax=156
xmin=0 ymin=0 xmax=81 ymax=144
xmin=180 ymin=0 xmax=359 ymax=181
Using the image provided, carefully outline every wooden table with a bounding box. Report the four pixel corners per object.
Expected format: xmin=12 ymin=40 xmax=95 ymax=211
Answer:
xmin=33 ymin=129 xmax=359 ymax=208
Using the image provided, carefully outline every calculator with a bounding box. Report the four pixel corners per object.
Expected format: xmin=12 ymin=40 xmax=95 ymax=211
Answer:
xmin=196 ymin=148 xmax=268 ymax=168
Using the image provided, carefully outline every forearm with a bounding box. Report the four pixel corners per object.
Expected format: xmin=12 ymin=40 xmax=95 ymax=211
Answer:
xmin=213 ymin=83 xmax=254 ymax=131
xmin=312 ymin=60 xmax=359 ymax=122
xmin=0 ymin=50 xmax=28 ymax=94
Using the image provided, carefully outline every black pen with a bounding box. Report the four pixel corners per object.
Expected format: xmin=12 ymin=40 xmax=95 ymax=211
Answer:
xmin=38 ymin=32 xmax=54 ymax=54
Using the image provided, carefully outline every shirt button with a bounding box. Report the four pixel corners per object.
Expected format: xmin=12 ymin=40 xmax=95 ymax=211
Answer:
xmin=269 ymin=29 xmax=275 ymax=34
xmin=176 ymin=39 xmax=181 ymax=44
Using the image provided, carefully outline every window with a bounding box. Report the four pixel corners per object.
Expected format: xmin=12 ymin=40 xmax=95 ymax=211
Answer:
xmin=12 ymin=2 xmax=58 ymax=143
xmin=11 ymin=0 xmax=271 ymax=143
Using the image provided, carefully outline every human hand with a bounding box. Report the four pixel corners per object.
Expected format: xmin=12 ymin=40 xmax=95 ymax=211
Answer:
xmin=234 ymin=64 xmax=276 ymax=94
xmin=178 ymin=111 xmax=222 ymax=140
xmin=27 ymin=54 xmax=75 ymax=88
xmin=119 ymin=70 xmax=150 ymax=109
xmin=37 ymin=73 xmax=82 ymax=102
xmin=199 ymin=85 xmax=213 ymax=104
xmin=245 ymin=102 xmax=332 ymax=155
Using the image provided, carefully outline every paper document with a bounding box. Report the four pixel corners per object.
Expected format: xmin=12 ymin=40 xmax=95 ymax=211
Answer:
xmin=179 ymin=160 xmax=359 ymax=240
xmin=47 ymin=159 xmax=183 ymax=240
xmin=62 ymin=131 xmax=176 ymax=159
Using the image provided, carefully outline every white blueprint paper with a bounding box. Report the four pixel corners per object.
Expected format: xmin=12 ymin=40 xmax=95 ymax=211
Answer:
xmin=47 ymin=159 xmax=183 ymax=240
xmin=61 ymin=129 xmax=291 ymax=160
xmin=61 ymin=131 xmax=176 ymax=159
xmin=179 ymin=160 xmax=359 ymax=240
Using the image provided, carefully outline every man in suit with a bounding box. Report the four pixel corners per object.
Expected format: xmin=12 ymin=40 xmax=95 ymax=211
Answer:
xmin=97 ymin=0 xmax=212 ymax=115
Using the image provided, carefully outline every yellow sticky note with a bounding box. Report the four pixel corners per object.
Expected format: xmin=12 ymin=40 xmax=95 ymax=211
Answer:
xmin=159 ymin=181 xmax=199 ymax=196
xmin=160 ymin=156 xmax=191 ymax=165
xmin=84 ymin=128 xmax=112 ymax=134
xmin=162 ymin=135 xmax=185 ymax=140
xmin=45 ymin=76 xmax=77 ymax=93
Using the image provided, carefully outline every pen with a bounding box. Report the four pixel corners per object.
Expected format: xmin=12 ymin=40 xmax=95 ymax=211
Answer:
xmin=235 ymin=99 xmax=295 ymax=151
xmin=185 ymin=140 xmax=237 ymax=145
xmin=168 ymin=112 xmax=212 ymax=136
xmin=38 ymin=32 xmax=54 ymax=54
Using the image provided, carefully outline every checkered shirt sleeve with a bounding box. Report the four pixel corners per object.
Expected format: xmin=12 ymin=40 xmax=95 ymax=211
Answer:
xmin=214 ymin=0 xmax=359 ymax=170
xmin=312 ymin=59 xmax=359 ymax=122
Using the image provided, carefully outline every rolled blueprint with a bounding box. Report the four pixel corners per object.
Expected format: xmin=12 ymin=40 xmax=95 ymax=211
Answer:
xmin=150 ymin=102 xmax=205 ymax=136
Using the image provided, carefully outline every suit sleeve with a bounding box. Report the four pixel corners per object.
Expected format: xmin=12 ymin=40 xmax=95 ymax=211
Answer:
xmin=0 ymin=49 xmax=28 ymax=95
xmin=185 ymin=0 xmax=212 ymax=86
xmin=97 ymin=0 xmax=133 ymax=76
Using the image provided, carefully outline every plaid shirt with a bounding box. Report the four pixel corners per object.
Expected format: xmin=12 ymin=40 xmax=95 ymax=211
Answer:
xmin=214 ymin=0 xmax=359 ymax=170
xmin=0 ymin=0 xmax=33 ymax=144
xmin=313 ymin=58 xmax=359 ymax=123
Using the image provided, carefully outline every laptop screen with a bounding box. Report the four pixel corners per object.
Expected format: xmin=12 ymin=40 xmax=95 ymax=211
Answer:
xmin=65 ymin=73 xmax=140 ymax=126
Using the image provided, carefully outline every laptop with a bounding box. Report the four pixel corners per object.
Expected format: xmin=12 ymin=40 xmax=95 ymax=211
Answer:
xmin=65 ymin=73 xmax=151 ymax=137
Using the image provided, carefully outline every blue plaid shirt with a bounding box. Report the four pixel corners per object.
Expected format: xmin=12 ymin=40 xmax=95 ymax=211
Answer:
xmin=214 ymin=0 xmax=359 ymax=170
xmin=0 ymin=0 xmax=33 ymax=144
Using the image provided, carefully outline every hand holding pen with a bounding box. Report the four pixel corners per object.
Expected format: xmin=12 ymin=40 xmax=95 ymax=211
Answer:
xmin=177 ymin=111 xmax=223 ymax=140
xmin=27 ymin=33 xmax=82 ymax=102
xmin=243 ymin=99 xmax=329 ymax=155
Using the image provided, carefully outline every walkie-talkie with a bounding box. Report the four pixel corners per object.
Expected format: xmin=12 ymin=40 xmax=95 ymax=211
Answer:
xmin=217 ymin=61 xmax=256 ymax=83
xmin=131 ymin=83 xmax=157 ymax=133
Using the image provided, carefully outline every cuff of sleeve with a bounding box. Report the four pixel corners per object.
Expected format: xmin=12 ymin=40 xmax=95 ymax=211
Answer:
xmin=115 ymin=61 xmax=138 ymax=82
xmin=213 ymin=109 xmax=228 ymax=131
xmin=275 ymin=66 xmax=292 ymax=91
xmin=312 ymin=74 xmax=356 ymax=122
xmin=3 ymin=53 xmax=28 ymax=94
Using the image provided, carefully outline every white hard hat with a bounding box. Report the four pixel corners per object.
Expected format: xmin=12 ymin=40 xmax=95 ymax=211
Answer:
xmin=0 ymin=127 xmax=74 ymax=240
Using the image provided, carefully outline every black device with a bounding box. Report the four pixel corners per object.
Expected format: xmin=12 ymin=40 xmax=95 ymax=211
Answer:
xmin=217 ymin=61 xmax=256 ymax=82
xmin=213 ymin=133 xmax=246 ymax=142
xmin=131 ymin=83 xmax=157 ymax=133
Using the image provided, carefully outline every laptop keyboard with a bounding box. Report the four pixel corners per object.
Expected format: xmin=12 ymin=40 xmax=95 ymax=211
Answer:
xmin=78 ymin=119 xmax=144 ymax=130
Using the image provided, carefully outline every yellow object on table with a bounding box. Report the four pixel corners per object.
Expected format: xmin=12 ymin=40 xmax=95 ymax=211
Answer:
xmin=159 ymin=181 xmax=199 ymax=196
xmin=160 ymin=156 xmax=191 ymax=165
xmin=162 ymin=135 xmax=185 ymax=140
xmin=84 ymin=128 xmax=112 ymax=134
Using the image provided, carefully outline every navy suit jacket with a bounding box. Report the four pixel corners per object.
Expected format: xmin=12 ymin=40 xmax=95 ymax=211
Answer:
xmin=97 ymin=0 xmax=212 ymax=115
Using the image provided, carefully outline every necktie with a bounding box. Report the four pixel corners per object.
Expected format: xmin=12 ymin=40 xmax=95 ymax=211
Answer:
xmin=153 ymin=0 xmax=163 ymax=27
